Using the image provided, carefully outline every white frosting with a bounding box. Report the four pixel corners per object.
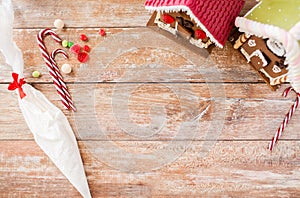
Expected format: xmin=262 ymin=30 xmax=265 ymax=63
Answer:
xmin=272 ymin=65 xmax=282 ymax=73
xmin=248 ymin=39 xmax=256 ymax=47
xmin=189 ymin=37 xmax=212 ymax=48
xmin=266 ymin=39 xmax=286 ymax=57
xmin=154 ymin=12 xmax=177 ymax=35
xmin=259 ymin=68 xmax=287 ymax=85
xmin=240 ymin=48 xmax=268 ymax=67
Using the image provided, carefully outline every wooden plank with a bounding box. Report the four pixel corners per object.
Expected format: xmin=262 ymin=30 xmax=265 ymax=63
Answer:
xmin=0 ymin=140 xmax=299 ymax=197
xmin=11 ymin=0 xmax=258 ymax=28
xmin=1 ymin=83 xmax=299 ymax=140
xmin=0 ymin=28 xmax=262 ymax=83
xmin=13 ymin=0 xmax=151 ymax=28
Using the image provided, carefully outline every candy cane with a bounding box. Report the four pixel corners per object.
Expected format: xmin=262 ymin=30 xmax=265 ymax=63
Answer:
xmin=50 ymin=49 xmax=76 ymax=111
xmin=269 ymin=87 xmax=300 ymax=150
xmin=37 ymin=28 xmax=72 ymax=110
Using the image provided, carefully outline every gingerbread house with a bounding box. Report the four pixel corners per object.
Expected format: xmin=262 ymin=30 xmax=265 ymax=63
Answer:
xmin=145 ymin=0 xmax=245 ymax=49
xmin=232 ymin=0 xmax=300 ymax=91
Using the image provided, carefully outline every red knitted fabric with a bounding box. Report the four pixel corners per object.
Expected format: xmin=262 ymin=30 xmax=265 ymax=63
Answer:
xmin=145 ymin=0 xmax=245 ymax=47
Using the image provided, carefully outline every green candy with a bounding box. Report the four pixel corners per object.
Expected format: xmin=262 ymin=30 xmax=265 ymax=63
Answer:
xmin=246 ymin=0 xmax=300 ymax=31
xmin=68 ymin=41 xmax=74 ymax=48
xmin=62 ymin=40 xmax=68 ymax=48
xmin=32 ymin=70 xmax=40 ymax=78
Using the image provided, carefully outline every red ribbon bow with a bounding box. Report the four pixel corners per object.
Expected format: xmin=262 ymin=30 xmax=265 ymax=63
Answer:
xmin=8 ymin=73 xmax=26 ymax=99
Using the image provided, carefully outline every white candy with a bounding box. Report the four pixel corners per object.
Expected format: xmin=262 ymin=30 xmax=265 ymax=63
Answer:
xmin=61 ymin=63 xmax=72 ymax=74
xmin=54 ymin=19 xmax=65 ymax=30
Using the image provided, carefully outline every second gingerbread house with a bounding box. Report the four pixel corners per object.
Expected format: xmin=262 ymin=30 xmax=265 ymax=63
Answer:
xmin=232 ymin=0 xmax=300 ymax=90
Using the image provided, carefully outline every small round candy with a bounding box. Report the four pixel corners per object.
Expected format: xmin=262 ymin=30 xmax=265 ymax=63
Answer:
xmin=80 ymin=34 xmax=88 ymax=41
xmin=83 ymin=45 xmax=90 ymax=52
xmin=62 ymin=40 xmax=69 ymax=48
xmin=32 ymin=70 xmax=40 ymax=78
xmin=61 ymin=63 xmax=72 ymax=74
xmin=99 ymin=29 xmax=106 ymax=36
xmin=54 ymin=19 xmax=64 ymax=30
xmin=68 ymin=41 xmax=74 ymax=48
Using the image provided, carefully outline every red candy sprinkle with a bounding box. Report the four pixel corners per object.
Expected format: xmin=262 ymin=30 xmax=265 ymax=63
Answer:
xmin=83 ymin=45 xmax=90 ymax=52
xmin=80 ymin=34 xmax=88 ymax=41
xmin=195 ymin=29 xmax=207 ymax=40
xmin=162 ymin=14 xmax=175 ymax=24
xmin=78 ymin=52 xmax=89 ymax=63
xmin=69 ymin=44 xmax=81 ymax=54
xmin=99 ymin=29 xmax=106 ymax=36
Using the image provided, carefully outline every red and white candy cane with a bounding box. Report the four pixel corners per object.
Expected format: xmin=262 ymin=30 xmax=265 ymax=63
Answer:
xmin=269 ymin=87 xmax=300 ymax=151
xmin=37 ymin=28 xmax=75 ymax=111
xmin=50 ymin=49 xmax=76 ymax=111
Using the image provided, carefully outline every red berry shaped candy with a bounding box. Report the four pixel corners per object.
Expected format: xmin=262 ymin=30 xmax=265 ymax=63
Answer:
xmin=162 ymin=13 xmax=175 ymax=24
xmin=80 ymin=34 xmax=88 ymax=41
xmin=99 ymin=29 xmax=106 ymax=36
xmin=78 ymin=52 xmax=89 ymax=63
xmin=195 ymin=29 xmax=207 ymax=40
xmin=83 ymin=45 xmax=90 ymax=52
xmin=69 ymin=44 xmax=81 ymax=54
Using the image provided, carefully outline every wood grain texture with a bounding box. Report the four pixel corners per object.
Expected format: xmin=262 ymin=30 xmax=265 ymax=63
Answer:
xmin=1 ymin=141 xmax=300 ymax=197
xmin=1 ymin=0 xmax=300 ymax=197
xmin=1 ymin=83 xmax=299 ymax=141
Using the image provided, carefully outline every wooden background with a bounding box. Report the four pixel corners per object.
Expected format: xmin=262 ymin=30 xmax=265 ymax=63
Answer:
xmin=1 ymin=0 xmax=300 ymax=197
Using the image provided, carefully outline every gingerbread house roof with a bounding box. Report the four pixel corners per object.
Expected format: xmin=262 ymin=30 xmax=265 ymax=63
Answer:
xmin=145 ymin=0 xmax=245 ymax=48
xmin=235 ymin=0 xmax=300 ymax=92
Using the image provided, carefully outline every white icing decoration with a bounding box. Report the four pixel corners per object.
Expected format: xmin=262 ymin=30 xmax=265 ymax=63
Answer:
xmin=241 ymin=48 xmax=268 ymax=67
xmin=272 ymin=65 xmax=282 ymax=73
xmin=248 ymin=39 xmax=256 ymax=47
xmin=154 ymin=12 xmax=177 ymax=35
xmin=189 ymin=37 xmax=212 ymax=48
xmin=259 ymin=68 xmax=287 ymax=85
xmin=175 ymin=21 xmax=178 ymax=31
xmin=266 ymin=39 xmax=286 ymax=57
xmin=240 ymin=48 xmax=250 ymax=62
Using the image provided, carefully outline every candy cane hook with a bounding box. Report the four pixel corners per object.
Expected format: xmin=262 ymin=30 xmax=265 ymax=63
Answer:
xmin=37 ymin=28 xmax=75 ymax=111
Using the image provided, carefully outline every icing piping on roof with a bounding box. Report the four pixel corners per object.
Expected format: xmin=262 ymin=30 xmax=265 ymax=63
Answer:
xmin=289 ymin=21 xmax=300 ymax=41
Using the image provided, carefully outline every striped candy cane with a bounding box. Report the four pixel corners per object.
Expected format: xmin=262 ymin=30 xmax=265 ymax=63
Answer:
xmin=50 ymin=49 xmax=76 ymax=111
xmin=269 ymin=87 xmax=300 ymax=151
xmin=37 ymin=28 xmax=75 ymax=111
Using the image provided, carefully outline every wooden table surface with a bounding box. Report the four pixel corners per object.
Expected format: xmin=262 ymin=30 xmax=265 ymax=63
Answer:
xmin=1 ymin=0 xmax=300 ymax=197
